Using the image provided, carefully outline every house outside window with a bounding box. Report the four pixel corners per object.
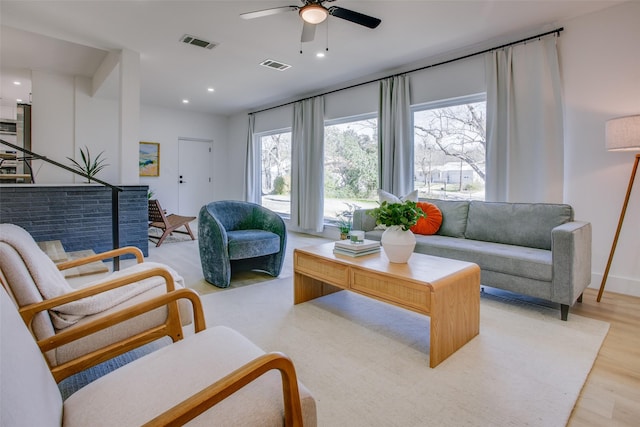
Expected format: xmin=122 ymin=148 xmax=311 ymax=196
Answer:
xmin=324 ymin=115 xmax=379 ymax=223
xmin=412 ymin=94 xmax=486 ymax=201
xmin=259 ymin=130 xmax=292 ymax=215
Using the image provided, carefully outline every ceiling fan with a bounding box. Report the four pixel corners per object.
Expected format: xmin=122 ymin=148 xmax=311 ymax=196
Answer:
xmin=240 ymin=0 xmax=381 ymax=43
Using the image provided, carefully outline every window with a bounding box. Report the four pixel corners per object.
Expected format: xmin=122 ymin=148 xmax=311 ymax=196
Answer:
xmin=412 ymin=94 xmax=486 ymax=201
xmin=259 ymin=130 xmax=292 ymax=215
xmin=324 ymin=116 xmax=379 ymax=223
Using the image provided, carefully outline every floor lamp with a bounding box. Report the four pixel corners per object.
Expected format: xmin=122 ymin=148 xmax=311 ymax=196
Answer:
xmin=597 ymin=114 xmax=640 ymax=302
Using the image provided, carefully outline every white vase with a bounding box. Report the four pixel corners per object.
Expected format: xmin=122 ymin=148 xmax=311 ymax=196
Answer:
xmin=380 ymin=225 xmax=416 ymax=263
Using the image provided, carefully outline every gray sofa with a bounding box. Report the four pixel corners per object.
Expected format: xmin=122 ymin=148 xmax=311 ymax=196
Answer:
xmin=353 ymin=199 xmax=592 ymax=320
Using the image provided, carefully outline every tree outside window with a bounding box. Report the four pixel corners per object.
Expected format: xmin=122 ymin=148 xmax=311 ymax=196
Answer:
xmin=324 ymin=117 xmax=379 ymax=222
xmin=260 ymin=131 xmax=291 ymax=215
xmin=413 ymin=96 xmax=486 ymax=200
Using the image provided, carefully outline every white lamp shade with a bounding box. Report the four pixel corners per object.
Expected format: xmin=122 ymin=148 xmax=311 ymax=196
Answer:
xmin=606 ymin=114 xmax=640 ymax=151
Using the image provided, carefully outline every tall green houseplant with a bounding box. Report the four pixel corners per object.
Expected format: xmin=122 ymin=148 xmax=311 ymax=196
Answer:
xmin=67 ymin=146 xmax=109 ymax=183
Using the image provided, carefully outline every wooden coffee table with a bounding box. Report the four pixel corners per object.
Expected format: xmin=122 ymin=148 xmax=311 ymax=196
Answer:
xmin=293 ymin=242 xmax=480 ymax=367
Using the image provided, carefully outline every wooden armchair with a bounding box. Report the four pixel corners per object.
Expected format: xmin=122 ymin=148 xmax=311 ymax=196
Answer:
xmin=148 ymin=199 xmax=196 ymax=247
xmin=0 ymin=223 xmax=192 ymax=375
xmin=1 ymin=284 xmax=317 ymax=426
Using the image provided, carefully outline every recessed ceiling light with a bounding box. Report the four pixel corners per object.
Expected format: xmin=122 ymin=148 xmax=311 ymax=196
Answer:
xmin=13 ymin=81 xmax=21 ymax=85
xmin=207 ymin=88 xmax=214 ymax=92
xmin=316 ymin=52 xmax=325 ymax=58
xmin=182 ymin=99 xmax=189 ymax=104
xmin=16 ymin=99 xmax=22 ymax=102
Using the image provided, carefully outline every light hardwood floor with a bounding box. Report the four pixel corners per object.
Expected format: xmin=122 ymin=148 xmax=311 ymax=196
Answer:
xmin=568 ymin=288 xmax=640 ymax=427
xmin=145 ymin=231 xmax=640 ymax=427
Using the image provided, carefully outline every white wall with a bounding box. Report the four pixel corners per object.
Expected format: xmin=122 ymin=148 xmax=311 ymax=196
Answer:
xmin=560 ymin=0 xmax=640 ymax=297
xmin=31 ymin=70 xmax=76 ymax=183
xmin=140 ymin=104 xmax=228 ymax=214
xmin=75 ymin=76 xmax=119 ymax=183
xmin=28 ymin=68 xmax=229 ymax=216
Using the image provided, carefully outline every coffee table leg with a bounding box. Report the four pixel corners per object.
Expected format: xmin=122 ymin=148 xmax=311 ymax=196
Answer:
xmin=294 ymin=272 xmax=342 ymax=304
xmin=428 ymin=266 xmax=480 ymax=367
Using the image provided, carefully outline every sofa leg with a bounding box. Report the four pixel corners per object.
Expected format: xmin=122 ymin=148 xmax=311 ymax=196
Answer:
xmin=560 ymin=304 xmax=569 ymax=321
xmin=577 ymin=293 xmax=583 ymax=303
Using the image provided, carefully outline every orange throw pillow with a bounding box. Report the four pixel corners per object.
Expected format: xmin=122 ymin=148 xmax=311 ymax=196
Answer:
xmin=410 ymin=202 xmax=443 ymax=235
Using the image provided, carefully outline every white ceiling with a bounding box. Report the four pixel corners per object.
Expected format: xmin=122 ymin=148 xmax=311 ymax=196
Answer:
xmin=0 ymin=0 xmax=623 ymax=117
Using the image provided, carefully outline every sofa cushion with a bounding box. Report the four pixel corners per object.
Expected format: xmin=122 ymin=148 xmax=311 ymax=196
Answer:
xmin=227 ymin=230 xmax=280 ymax=260
xmin=424 ymin=199 xmax=470 ymax=238
xmin=414 ymin=235 xmax=552 ymax=282
xmin=410 ymin=202 xmax=442 ymax=235
xmin=464 ymin=202 xmax=573 ymax=250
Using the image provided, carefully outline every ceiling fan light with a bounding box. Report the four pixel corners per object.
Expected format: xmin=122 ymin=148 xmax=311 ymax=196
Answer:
xmin=300 ymin=4 xmax=328 ymax=24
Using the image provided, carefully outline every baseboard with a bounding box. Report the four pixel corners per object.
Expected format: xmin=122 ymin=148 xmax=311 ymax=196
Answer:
xmin=589 ymin=273 xmax=640 ymax=298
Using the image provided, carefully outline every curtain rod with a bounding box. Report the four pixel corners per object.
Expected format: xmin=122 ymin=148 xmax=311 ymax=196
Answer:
xmin=249 ymin=27 xmax=563 ymax=116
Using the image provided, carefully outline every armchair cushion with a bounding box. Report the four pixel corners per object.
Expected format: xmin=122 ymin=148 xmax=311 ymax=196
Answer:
xmin=63 ymin=326 xmax=317 ymax=427
xmin=227 ymin=230 xmax=280 ymax=260
xmin=1 ymin=286 xmax=63 ymax=427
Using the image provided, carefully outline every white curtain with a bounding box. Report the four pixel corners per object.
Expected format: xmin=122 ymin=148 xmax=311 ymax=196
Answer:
xmin=290 ymin=96 xmax=325 ymax=232
xmin=378 ymin=75 xmax=413 ymax=196
xmin=485 ymin=36 xmax=564 ymax=203
xmin=244 ymin=114 xmax=261 ymax=204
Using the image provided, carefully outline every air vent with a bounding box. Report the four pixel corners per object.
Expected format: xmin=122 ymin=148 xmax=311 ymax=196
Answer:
xmin=180 ymin=34 xmax=217 ymax=50
xmin=260 ymin=59 xmax=292 ymax=71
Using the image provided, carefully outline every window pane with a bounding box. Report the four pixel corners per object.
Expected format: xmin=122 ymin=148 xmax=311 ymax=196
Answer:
xmin=260 ymin=132 xmax=291 ymax=215
xmin=413 ymin=98 xmax=486 ymax=201
xmin=324 ymin=117 xmax=379 ymax=225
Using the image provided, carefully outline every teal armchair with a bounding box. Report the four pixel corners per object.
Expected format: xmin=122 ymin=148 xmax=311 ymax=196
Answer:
xmin=198 ymin=201 xmax=287 ymax=288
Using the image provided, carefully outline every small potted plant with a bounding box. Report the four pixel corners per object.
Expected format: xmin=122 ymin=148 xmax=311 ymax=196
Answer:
xmin=336 ymin=213 xmax=352 ymax=240
xmin=368 ymin=200 xmax=426 ymax=263
xmin=67 ymin=146 xmax=108 ymax=183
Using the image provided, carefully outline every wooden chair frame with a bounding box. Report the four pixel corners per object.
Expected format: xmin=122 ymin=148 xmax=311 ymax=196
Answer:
xmin=55 ymin=245 xmax=145 ymax=270
xmin=17 ymin=265 xmax=183 ymax=382
xmin=148 ymin=199 xmax=196 ymax=247
xmin=15 ymin=283 xmax=304 ymax=426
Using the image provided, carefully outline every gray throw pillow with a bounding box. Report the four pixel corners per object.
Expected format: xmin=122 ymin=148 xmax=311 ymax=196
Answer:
xmin=424 ymin=199 xmax=470 ymax=238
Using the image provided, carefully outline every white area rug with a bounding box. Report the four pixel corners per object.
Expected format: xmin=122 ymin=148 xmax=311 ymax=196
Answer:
xmin=201 ymin=278 xmax=609 ymax=427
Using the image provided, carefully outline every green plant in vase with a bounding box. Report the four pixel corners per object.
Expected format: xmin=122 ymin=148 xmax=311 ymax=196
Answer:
xmin=368 ymin=200 xmax=426 ymax=230
xmin=368 ymin=200 xmax=426 ymax=263
xmin=67 ymin=146 xmax=109 ymax=183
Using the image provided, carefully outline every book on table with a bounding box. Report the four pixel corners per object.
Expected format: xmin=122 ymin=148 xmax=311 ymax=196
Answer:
xmin=333 ymin=246 xmax=381 ymax=257
xmin=334 ymin=239 xmax=381 ymax=252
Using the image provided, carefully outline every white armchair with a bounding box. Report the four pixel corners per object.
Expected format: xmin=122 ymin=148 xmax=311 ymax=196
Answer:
xmin=0 ymin=223 xmax=192 ymax=380
xmin=0 ymin=284 xmax=317 ymax=426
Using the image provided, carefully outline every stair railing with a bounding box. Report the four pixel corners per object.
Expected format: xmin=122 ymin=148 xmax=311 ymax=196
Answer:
xmin=1 ymin=139 xmax=125 ymax=270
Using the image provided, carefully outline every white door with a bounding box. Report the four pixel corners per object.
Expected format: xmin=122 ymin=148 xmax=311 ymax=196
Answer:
xmin=178 ymin=138 xmax=213 ymax=216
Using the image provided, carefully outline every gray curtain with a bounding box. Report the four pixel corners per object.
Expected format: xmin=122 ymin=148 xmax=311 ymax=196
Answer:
xmin=485 ymin=36 xmax=564 ymax=202
xmin=290 ymin=96 xmax=325 ymax=232
xmin=244 ymin=114 xmax=261 ymax=204
xmin=378 ymin=75 xmax=413 ymax=196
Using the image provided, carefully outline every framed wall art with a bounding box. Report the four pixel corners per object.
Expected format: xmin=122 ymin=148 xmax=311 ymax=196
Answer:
xmin=139 ymin=142 xmax=160 ymax=176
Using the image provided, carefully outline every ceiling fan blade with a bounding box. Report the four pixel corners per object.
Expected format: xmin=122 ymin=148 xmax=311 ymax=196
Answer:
xmin=301 ymin=22 xmax=316 ymax=43
xmin=240 ymin=5 xmax=299 ymax=20
xmin=328 ymin=6 xmax=381 ymax=29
